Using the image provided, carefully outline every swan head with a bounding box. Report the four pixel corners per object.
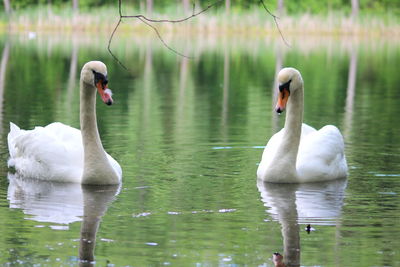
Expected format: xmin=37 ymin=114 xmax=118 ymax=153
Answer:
xmin=275 ymin=67 xmax=303 ymax=114
xmin=81 ymin=61 xmax=113 ymax=105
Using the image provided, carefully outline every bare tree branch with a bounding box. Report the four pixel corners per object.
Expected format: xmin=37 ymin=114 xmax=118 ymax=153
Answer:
xmin=108 ymin=0 xmax=289 ymax=69
xmin=121 ymin=0 xmax=224 ymax=23
xmin=259 ymin=0 xmax=290 ymax=47
xmin=108 ymin=0 xmax=224 ymax=70
xmin=107 ymin=18 xmax=129 ymax=70
xmin=138 ymin=17 xmax=193 ymax=59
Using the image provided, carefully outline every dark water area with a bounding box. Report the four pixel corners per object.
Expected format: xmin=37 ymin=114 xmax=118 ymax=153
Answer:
xmin=0 ymin=34 xmax=399 ymax=266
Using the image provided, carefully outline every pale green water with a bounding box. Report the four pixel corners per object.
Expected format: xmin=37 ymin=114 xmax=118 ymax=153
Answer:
xmin=0 ymin=34 xmax=399 ymax=266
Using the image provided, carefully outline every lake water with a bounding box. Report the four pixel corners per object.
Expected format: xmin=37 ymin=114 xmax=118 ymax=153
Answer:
xmin=0 ymin=33 xmax=399 ymax=267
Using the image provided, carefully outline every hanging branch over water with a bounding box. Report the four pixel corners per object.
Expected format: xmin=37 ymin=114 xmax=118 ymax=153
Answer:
xmin=259 ymin=0 xmax=290 ymax=47
xmin=108 ymin=0 xmax=288 ymax=70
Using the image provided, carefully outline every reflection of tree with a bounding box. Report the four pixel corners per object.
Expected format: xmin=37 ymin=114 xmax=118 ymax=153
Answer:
xmin=272 ymin=46 xmax=283 ymax=133
xmin=257 ymin=179 xmax=347 ymax=267
xmin=225 ymin=0 xmax=230 ymax=14
xmin=72 ymin=0 xmax=79 ymax=13
xmin=67 ymin=42 xmax=79 ymax=94
xmin=343 ymin=47 xmax=357 ymax=139
xmin=177 ymin=45 xmax=189 ymax=124
xmin=3 ymin=0 xmax=11 ymax=14
xmin=0 ymin=42 xmax=10 ymax=133
xmin=65 ymin=42 xmax=79 ymax=124
xmin=277 ymin=0 xmax=284 ymax=15
xmin=351 ymin=0 xmax=359 ymax=21
xmin=146 ymin=0 xmax=153 ymax=14
xmin=174 ymin=43 xmax=196 ymax=148
xmin=182 ymin=0 xmax=190 ymax=13
xmin=273 ymin=47 xmax=283 ymax=104
xmin=143 ymin=42 xmax=153 ymax=133
xmin=221 ymin=45 xmax=230 ymax=135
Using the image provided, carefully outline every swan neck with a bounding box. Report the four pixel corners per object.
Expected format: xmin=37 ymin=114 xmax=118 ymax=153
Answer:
xmin=284 ymin=86 xmax=303 ymax=144
xmin=80 ymin=81 xmax=99 ymax=143
xmin=278 ymin=85 xmax=304 ymax=167
xmin=80 ymin=80 xmax=118 ymax=184
xmin=80 ymin=80 xmax=104 ymax=157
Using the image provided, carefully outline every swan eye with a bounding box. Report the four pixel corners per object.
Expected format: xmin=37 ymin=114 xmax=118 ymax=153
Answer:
xmin=92 ymin=70 xmax=108 ymax=88
xmin=279 ymin=79 xmax=291 ymax=92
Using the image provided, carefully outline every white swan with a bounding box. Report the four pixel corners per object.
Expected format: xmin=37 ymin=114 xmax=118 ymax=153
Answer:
xmin=7 ymin=61 xmax=122 ymax=184
xmin=257 ymin=67 xmax=347 ymax=183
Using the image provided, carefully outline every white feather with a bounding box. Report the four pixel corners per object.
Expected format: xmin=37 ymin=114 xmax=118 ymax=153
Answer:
xmin=257 ymin=68 xmax=348 ymax=183
xmin=7 ymin=122 xmax=121 ymax=183
xmin=7 ymin=61 xmax=122 ymax=184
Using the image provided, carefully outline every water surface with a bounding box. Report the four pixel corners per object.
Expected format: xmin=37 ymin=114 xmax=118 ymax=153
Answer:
xmin=0 ymin=34 xmax=399 ymax=266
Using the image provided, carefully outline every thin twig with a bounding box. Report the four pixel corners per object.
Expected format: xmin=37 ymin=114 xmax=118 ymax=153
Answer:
xmin=121 ymin=1 xmax=224 ymax=23
xmin=138 ymin=17 xmax=193 ymax=59
xmin=108 ymin=0 xmax=288 ymax=69
xmin=259 ymin=0 xmax=290 ymax=47
xmin=107 ymin=18 xmax=128 ymax=70
xmin=108 ymin=0 xmax=223 ymax=69
xmin=118 ymin=0 xmax=122 ymax=17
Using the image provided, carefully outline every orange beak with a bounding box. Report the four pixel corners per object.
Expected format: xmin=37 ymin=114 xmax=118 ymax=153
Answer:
xmin=275 ymin=88 xmax=290 ymax=114
xmin=96 ymin=81 xmax=113 ymax=106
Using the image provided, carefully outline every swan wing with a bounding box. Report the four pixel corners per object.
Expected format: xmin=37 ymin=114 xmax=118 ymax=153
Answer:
xmin=259 ymin=129 xmax=283 ymax=162
xmin=297 ymin=125 xmax=348 ymax=181
xmin=299 ymin=123 xmax=317 ymax=139
xmin=8 ymin=122 xmax=84 ymax=182
xmin=257 ymin=128 xmax=284 ymax=179
xmin=106 ymin=153 xmax=122 ymax=181
xmin=257 ymin=124 xmax=316 ymax=177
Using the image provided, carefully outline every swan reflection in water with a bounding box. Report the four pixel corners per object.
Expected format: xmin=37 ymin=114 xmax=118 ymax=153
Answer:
xmin=257 ymin=179 xmax=347 ymax=267
xmin=7 ymin=173 xmax=120 ymax=265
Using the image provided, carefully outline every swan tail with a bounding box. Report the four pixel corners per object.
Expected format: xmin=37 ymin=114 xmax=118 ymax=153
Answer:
xmin=7 ymin=122 xmax=22 ymax=163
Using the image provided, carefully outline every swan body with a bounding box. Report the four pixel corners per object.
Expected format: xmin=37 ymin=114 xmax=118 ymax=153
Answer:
xmin=7 ymin=61 xmax=122 ymax=184
xmin=257 ymin=68 xmax=347 ymax=183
